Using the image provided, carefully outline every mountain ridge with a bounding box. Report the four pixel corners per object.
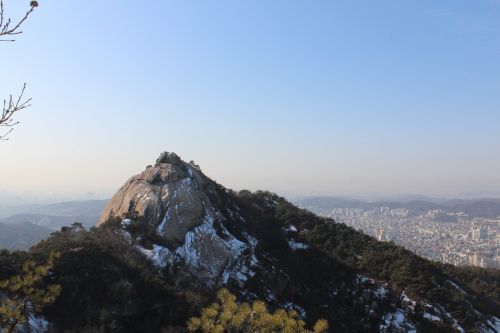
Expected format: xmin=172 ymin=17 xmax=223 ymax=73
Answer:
xmin=0 ymin=221 xmax=52 ymax=250
xmin=0 ymin=200 xmax=107 ymax=249
xmin=1 ymin=152 xmax=498 ymax=332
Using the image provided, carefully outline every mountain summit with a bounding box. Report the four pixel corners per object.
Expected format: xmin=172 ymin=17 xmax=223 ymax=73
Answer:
xmin=98 ymin=152 xmax=251 ymax=283
xmin=98 ymin=152 xmax=216 ymax=237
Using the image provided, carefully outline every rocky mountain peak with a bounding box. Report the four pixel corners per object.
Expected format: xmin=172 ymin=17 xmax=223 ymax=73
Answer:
xmin=155 ymin=151 xmax=183 ymax=166
xmin=98 ymin=151 xmax=250 ymax=284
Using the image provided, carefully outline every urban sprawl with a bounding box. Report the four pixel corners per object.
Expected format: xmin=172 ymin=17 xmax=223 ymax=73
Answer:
xmin=309 ymin=206 xmax=500 ymax=269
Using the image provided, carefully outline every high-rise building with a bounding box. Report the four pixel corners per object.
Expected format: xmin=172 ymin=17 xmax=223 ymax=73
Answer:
xmin=380 ymin=207 xmax=390 ymax=215
xmin=377 ymin=228 xmax=391 ymax=241
xmin=471 ymin=227 xmax=488 ymax=242
xmin=470 ymin=254 xmax=499 ymax=269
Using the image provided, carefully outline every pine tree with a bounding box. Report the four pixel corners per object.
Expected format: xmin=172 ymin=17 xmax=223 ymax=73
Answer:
xmin=187 ymin=289 xmax=329 ymax=333
xmin=0 ymin=252 xmax=61 ymax=333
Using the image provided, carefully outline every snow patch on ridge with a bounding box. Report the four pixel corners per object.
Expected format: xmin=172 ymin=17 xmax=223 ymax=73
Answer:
xmin=400 ymin=291 xmax=416 ymax=311
xmin=175 ymin=214 xmax=247 ymax=276
xmin=156 ymin=206 xmax=171 ymax=234
xmin=423 ymin=312 xmax=441 ymax=322
xmin=380 ymin=309 xmax=416 ymax=333
xmin=288 ymin=239 xmax=309 ymax=250
xmin=137 ymin=212 xmax=249 ymax=284
xmin=447 ymin=280 xmax=467 ymax=295
xmin=136 ymin=244 xmax=173 ymax=268
xmin=221 ymin=253 xmax=258 ymax=286
xmin=283 ymin=302 xmax=307 ymax=319
xmin=482 ymin=317 xmax=500 ymax=333
xmin=27 ymin=313 xmax=49 ymax=332
xmin=121 ymin=219 xmax=132 ymax=227
xmin=0 ymin=307 xmax=50 ymax=333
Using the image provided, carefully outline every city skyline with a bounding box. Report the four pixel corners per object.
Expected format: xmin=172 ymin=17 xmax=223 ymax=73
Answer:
xmin=299 ymin=202 xmax=500 ymax=270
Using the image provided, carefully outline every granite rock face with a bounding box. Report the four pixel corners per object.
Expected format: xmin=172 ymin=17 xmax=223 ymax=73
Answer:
xmin=98 ymin=152 xmax=250 ymax=283
xmin=99 ymin=153 xmax=208 ymax=243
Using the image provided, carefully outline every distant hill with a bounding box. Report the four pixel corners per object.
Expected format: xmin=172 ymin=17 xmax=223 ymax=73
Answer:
xmin=0 ymin=199 xmax=108 ymax=219
xmin=0 ymin=213 xmax=99 ymax=230
xmin=447 ymin=199 xmax=500 ymax=219
xmin=24 ymin=199 xmax=108 ymax=217
xmin=295 ymin=196 xmax=500 ymax=218
xmin=0 ymin=200 xmax=108 ymax=249
xmin=0 ymin=221 xmax=52 ymax=250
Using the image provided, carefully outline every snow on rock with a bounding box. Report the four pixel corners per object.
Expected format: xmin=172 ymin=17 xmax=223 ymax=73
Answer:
xmin=356 ymin=274 xmax=374 ymax=285
xmin=482 ymin=317 xmax=500 ymax=333
xmin=431 ymin=303 xmax=467 ymax=333
xmin=1 ymin=310 xmax=50 ymax=333
xmin=174 ymin=214 xmax=247 ymax=282
xmin=156 ymin=209 xmax=170 ymax=235
xmin=454 ymin=323 xmax=466 ymax=333
xmin=243 ymin=232 xmax=259 ymax=248
xmin=221 ymin=235 xmax=259 ymax=286
xmin=26 ymin=314 xmax=49 ymax=333
xmin=222 ymin=257 xmax=257 ymax=285
xmin=400 ymin=291 xmax=416 ymax=311
xmin=137 ymin=213 xmax=248 ymax=284
xmin=374 ymin=286 xmax=389 ymax=299
xmin=356 ymin=274 xmax=389 ymax=300
xmin=121 ymin=219 xmax=132 ymax=227
xmin=288 ymin=239 xmax=309 ymax=250
xmin=283 ymin=302 xmax=307 ymax=319
xmin=423 ymin=312 xmax=442 ymax=322
xmin=136 ymin=244 xmax=173 ymax=268
xmin=380 ymin=309 xmax=417 ymax=333
xmin=447 ymin=280 xmax=468 ymax=295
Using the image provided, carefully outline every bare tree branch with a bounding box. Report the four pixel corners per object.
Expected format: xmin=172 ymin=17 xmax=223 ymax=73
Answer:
xmin=1 ymin=1 xmax=38 ymax=140
xmin=0 ymin=83 xmax=31 ymax=140
xmin=0 ymin=0 xmax=38 ymax=42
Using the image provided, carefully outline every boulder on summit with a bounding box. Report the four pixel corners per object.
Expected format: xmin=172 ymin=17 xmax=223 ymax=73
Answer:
xmin=98 ymin=152 xmax=250 ymax=283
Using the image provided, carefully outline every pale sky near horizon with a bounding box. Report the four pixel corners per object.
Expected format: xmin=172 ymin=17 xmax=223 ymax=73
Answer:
xmin=1 ymin=0 xmax=499 ymax=201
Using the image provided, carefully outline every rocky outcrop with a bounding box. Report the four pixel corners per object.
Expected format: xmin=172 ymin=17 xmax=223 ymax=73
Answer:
xmin=98 ymin=152 xmax=251 ymax=283
xmin=99 ymin=153 xmax=207 ymax=241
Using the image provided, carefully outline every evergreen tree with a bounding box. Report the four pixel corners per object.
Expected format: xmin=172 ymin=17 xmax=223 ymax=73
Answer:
xmin=187 ymin=289 xmax=329 ymax=333
xmin=0 ymin=252 xmax=61 ymax=333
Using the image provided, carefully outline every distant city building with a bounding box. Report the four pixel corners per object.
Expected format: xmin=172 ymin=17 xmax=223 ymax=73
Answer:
xmin=469 ymin=254 xmax=499 ymax=269
xmin=442 ymin=251 xmax=469 ymax=266
xmin=471 ymin=227 xmax=488 ymax=242
xmin=376 ymin=228 xmax=391 ymax=242
xmin=390 ymin=208 xmax=408 ymax=218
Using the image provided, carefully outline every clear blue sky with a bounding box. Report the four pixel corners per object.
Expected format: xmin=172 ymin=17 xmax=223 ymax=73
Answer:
xmin=1 ymin=0 xmax=499 ymax=200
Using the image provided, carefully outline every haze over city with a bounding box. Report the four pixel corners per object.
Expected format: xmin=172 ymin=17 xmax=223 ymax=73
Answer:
xmin=1 ymin=0 xmax=499 ymax=201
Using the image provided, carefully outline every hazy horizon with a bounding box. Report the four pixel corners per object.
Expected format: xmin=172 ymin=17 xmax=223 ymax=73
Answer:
xmin=2 ymin=183 xmax=500 ymax=206
xmin=1 ymin=1 xmax=499 ymax=201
